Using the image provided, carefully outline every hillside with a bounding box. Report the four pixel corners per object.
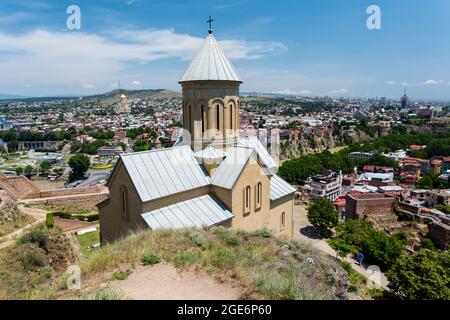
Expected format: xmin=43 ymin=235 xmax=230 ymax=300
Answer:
xmin=0 ymin=225 xmax=354 ymax=300
xmin=86 ymin=89 xmax=181 ymax=106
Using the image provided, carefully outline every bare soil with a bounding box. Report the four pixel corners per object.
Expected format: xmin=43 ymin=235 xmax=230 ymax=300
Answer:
xmin=109 ymin=263 xmax=242 ymax=300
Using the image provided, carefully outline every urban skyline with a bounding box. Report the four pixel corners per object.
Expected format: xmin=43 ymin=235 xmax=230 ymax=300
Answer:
xmin=0 ymin=0 xmax=449 ymax=99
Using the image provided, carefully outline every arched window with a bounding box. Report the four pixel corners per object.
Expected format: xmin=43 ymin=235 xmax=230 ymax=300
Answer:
xmin=216 ymin=104 xmax=220 ymax=130
xmin=120 ymin=186 xmax=129 ymax=221
xmin=201 ymin=104 xmax=205 ymax=133
xmin=255 ymin=182 xmax=262 ymax=209
xmin=280 ymin=212 xmax=286 ymax=230
xmin=244 ymin=185 xmax=251 ymax=214
xmin=229 ymin=102 xmax=234 ymax=129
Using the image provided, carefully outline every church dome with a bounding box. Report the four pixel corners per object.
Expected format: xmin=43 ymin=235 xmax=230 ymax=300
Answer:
xmin=179 ymin=34 xmax=242 ymax=83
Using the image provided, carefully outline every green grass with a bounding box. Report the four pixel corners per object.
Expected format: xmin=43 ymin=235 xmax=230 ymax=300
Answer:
xmin=141 ymin=254 xmax=160 ymax=266
xmin=81 ymin=228 xmax=349 ymax=300
xmin=82 ymin=288 xmax=126 ymax=300
xmin=0 ymin=214 xmax=35 ymax=238
xmin=75 ymin=230 xmax=100 ymax=256
xmin=112 ymin=269 xmax=133 ymax=281
xmin=0 ymin=225 xmax=72 ymax=299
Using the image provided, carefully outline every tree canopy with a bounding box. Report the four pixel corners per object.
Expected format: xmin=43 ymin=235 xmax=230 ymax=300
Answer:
xmin=68 ymin=153 xmax=90 ymax=182
xmin=307 ymin=197 xmax=339 ymax=238
xmin=386 ymin=249 xmax=450 ymax=300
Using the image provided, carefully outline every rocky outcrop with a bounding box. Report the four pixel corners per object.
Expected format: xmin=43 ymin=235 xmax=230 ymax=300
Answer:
xmin=0 ymin=190 xmax=19 ymax=223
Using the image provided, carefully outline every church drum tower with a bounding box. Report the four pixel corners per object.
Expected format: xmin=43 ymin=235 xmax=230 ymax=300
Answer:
xmin=179 ymin=21 xmax=242 ymax=152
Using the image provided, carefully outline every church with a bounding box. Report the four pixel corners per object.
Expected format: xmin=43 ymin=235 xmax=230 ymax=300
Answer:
xmin=98 ymin=26 xmax=296 ymax=244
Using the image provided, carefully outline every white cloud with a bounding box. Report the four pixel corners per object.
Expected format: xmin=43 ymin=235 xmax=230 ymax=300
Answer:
xmin=329 ymin=88 xmax=349 ymax=94
xmin=423 ymin=79 xmax=442 ymax=85
xmin=386 ymin=81 xmax=396 ymax=85
xmin=0 ymin=28 xmax=286 ymax=94
xmin=131 ymin=80 xmax=141 ymax=86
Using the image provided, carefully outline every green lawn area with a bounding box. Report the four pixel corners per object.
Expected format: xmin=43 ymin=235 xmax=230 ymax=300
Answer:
xmin=75 ymin=229 xmax=100 ymax=256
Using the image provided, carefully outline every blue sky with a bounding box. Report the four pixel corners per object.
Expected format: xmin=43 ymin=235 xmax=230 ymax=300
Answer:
xmin=0 ymin=0 xmax=449 ymax=99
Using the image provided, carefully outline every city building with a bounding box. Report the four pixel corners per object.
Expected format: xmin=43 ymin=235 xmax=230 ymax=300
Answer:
xmin=345 ymin=192 xmax=396 ymax=220
xmin=307 ymin=171 xmax=343 ymax=201
xmin=98 ymin=29 xmax=296 ymax=244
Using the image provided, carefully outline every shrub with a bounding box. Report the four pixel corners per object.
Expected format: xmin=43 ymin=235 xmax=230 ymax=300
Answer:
xmin=211 ymin=226 xmax=227 ymax=238
xmin=18 ymin=226 xmax=49 ymax=249
xmin=141 ymin=254 xmax=160 ymax=266
xmin=251 ymin=228 xmax=274 ymax=238
xmin=85 ymin=288 xmax=125 ymax=300
xmin=189 ymin=231 xmax=206 ymax=247
xmin=112 ymin=270 xmax=133 ymax=281
xmin=15 ymin=243 xmax=48 ymax=270
xmin=85 ymin=214 xmax=99 ymax=222
xmin=224 ymin=236 xmax=240 ymax=246
xmin=420 ymin=238 xmax=435 ymax=250
xmin=45 ymin=213 xmax=54 ymax=229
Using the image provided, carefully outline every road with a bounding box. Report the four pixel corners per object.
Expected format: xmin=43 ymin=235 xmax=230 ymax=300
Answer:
xmin=65 ymin=169 xmax=110 ymax=188
xmin=293 ymin=204 xmax=389 ymax=291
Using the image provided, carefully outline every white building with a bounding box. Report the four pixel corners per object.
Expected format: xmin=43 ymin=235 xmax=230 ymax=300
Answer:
xmin=307 ymin=171 xmax=343 ymax=201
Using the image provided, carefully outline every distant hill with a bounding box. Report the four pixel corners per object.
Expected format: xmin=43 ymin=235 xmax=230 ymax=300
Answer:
xmin=87 ymin=89 xmax=181 ymax=106
xmin=0 ymin=89 xmax=181 ymax=104
xmin=0 ymin=94 xmax=30 ymax=100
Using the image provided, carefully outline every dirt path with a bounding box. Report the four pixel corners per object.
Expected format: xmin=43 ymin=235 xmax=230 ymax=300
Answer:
xmin=293 ymin=204 xmax=389 ymax=290
xmin=109 ymin=263 xmax=242 ymax=300
xmin=0 ymin=205 xmax=47 ymax=250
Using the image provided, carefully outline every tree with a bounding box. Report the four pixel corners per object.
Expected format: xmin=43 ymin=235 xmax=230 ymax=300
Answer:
xmin=416 ymin=170 xmax=442 ymax=190
xmin=307 ymin=197 xmax=339 ymax=237
xmin=117 ymin=142 xmax=127 ymax=151
xmin=361 ymin=230 xmax=405 ymax=270
xmin=15 ymin=167 xmax=23 ymax=175
xmin=24 ymin=165 xmax=33 ymax=176
xmin=386 ymin=249 xmax=450 ymax=300
xmin=68 ymin=153 xmax=90 ymax=181
xmin=40 ymin=161 xmax=51 ymax=173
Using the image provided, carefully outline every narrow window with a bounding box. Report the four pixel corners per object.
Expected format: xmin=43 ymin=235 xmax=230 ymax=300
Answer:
xmin=281 ymin=212 xmax=286 ymax=230
xmin=120 ymin=186 xmax=129 ymax=221
xmin=229 ymin=103 xmax=233 ymax=129
xmin=216 ymin=104 xmax=220 ymax=130
xmin=255 ymin=182 xmax=262 ymax=209
xmin=201 ymin=104 xmax=205 ymax=133
xmin=244 ymin=185 xmax=251 ymax=214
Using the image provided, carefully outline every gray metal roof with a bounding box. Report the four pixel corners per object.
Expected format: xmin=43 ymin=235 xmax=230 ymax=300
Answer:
xmin=237 ymin=137 xmax=278 ymax=173
xmin=211 ymin=146 xmax=255 ymax=189
xmin=120 ymin=146 xmax=210 ymax=202
xmin=179 ymin=34 xmax=242 ymax=83
xmin=270 ymin=174 xmax=297 ymax=200
xmin=194 ymin=146 xmax=227 ymax=160
xmin=141 ymin=194 xmax=233 ymax=230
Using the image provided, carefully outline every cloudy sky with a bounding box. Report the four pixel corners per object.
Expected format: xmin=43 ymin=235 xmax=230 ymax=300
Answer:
xmin=0 ymin=0 xmax=449 ymax=99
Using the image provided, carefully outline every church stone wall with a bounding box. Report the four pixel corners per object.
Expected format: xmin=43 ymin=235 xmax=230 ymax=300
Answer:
xmin=229 ymin=154 xmax=272 ymax=232
xmin=99 ymin=161 xmax=146 ymax=244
